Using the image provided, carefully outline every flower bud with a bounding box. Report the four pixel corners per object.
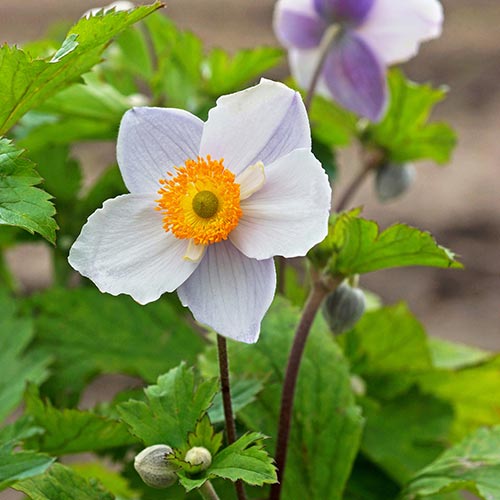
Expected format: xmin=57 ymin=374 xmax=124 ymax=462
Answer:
xmin=185 ymin=446 xmax=212 ymax=471
xmin=134 ymin=444 xmax=177 ymax=489
xmin=375 ymin=162 xmax=416 ymax=202
xmin=322 ymin=282 xmax=365 ymax=334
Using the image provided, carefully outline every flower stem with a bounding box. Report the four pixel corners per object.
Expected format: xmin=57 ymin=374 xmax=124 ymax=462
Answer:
xmin=304 ymin=24 xmax=340 ymax=112
xmin=216 ymin=335 xmax=247 ymax=500
xmin=198 ymin=480 xmax=221 ymax=500
xmin=269 ymin=276 xmax=336 ymax=500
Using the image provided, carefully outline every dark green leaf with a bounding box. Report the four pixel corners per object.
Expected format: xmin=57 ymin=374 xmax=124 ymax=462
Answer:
xmin=403 ymin=426 xmax=500 ymax=499
xmin=13 ymin=462 xmax=115 ymax=500
xmin=0 ymin=138 xmax=57 ymax=243
xmin=26 ymin=287 xmax=204 ymax=405
xmin=365 ymin=69 xmax=456 ymax=164
xmin=118 ymin=363 xmax=219 ymax=448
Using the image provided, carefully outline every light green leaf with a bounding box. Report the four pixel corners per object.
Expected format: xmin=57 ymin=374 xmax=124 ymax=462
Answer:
xmin=24 ymin=385 xmax=134 ymax=455
xmin=428 ymin=338 xmax=491 ymax=370
xmin=204 ymin=47 xmax=283 ymax=96
xmin=13 ymin=462 xmax=114 ymax=500
xmin=26 ymin=287 xmax=205 ymax=406
xmin=0 ymin=2 xmax=162 ymax=134
xmin=118 ymin=363 xmax=219 ymax=449
xmin=403 ymin=426 xmax=500 ymax=499
xmin=0 ymin=138 xmax=57 ymax=243
xmin=0 ymin=441 xmax=54 ymax=491
xmin=365 ymin=69 xmax=457 ymax=164
xmin=0 ymin=288 xmax=51 ymax=422
xmin=323 ymin=210 xmax=462 ymax=277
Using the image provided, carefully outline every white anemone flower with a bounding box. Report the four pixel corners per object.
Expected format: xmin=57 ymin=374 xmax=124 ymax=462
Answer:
xmin=69 ymin=79 xmax=332 ymax=343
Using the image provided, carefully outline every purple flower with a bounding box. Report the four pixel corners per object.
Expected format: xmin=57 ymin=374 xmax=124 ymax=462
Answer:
xmin=274 ymin=0 xmax=444 ymax=121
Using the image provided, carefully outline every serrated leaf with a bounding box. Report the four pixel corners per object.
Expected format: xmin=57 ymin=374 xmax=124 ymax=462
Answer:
xmin=26 ymin=287 xmax=204 ymax=406
xmin=0 ymin=441 xmax=54 ymax=491
xmin=118 ymin=363 xmax=219 ymax=449
xmin=0 ymin=2 xmax=162 ymax=134
xmin=199 ymin=298 xmax=364 ymax=499
xmin=0 ymin=288 xmax=51 ymax=422
xmin=403 ymin=426 xmax=500 ymax=499
xmin=0 ymin=138 xmax=57 ymax=243
xmin=13 ymin=462 xmax=115 ymax=500
xmin=24 ymin=385 xmax=134 ymax=455
xmin=365 ymin=69 xmax=457 ymax=164
xmin=186 ymin=416 xmax=223 ymax=457
xmin=204 ymin=47 xmax=283 ymax=96
xmin=0 ymin=416 xmax=43 ymax=444
xmin=325 ymin=210 xmax=462 ymax=277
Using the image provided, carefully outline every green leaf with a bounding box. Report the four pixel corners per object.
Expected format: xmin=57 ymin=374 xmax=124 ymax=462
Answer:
xmin=204 ymin=47 xmax=283 ymax=96
xmin=365 ymin=69 xmax=457 ymax=164
xmin=403 ymin=426 xmax=500 ymax=499
xmin=26 ymin=287 xmax=205 ymax=406
xmin=427 ymin=338 xmax=491 ymax=370
xmin=0 ymin=138 xmax=57 ymax=243
xmin=0 ymin=288 xmax=51 ymax=422
xmin=0 ymin=2 xmax=162 ymax=134
xmin=323 ymin=210 xmax=462 ymax=277
xmin=361 ymin=390 xmax=453 ymax=484
xmin=0 ymin=441 xmax=54 ymax=491
xmin=186 ymin=416 xmax=223 ymax=457
xmin=13 ymin=462 xmax=115 ymax=500
xmin=339 ymin=303 xmax=433 ymax=398
xmin=199 ymin=298 xmax=364 ymax=499
xmin=24 ymin=385 xmax=134 ymax=455
xmin=118 ymin=363 xmax=219 ymax=448
xmin=0 ymin=416 xmax=43 ymax=444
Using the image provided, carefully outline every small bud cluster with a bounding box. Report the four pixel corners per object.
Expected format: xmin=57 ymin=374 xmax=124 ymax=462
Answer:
xmin=375 ymin=162 xmax=416 ymax=202
xmin=322 ymin=282 xmax=366 ymax=334
xmin=134 ymin=444 xmax=177 ymax=489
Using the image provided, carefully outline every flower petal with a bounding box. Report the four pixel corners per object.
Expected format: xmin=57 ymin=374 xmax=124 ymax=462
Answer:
xmin=314 ymin=0 xmax=374 ymax=25
xmin=117 ymin=107 xmax=203 ymax=195
xmin=288 ymin=47 xmax=331 ymax=97
xmin=177 ymin=241 xmax=276 ymax=344
xmin=200 ymin=79 xmax=311 ymax=176
xmin=68 ymin=194 xmax=199 ymax=304
xmin=274 ymin=1 xmax=326 ymax=49
xmin=322 ymin=33 xmax=387 ymax=121
xmin=357 ymin=0 xmax=444 ymax=65
xmin=229 ymin=148 xmax=331 ymax=259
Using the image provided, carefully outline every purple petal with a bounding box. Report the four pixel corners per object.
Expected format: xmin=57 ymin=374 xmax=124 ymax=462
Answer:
xmin=314 ymin=0 xmax=374 ymax=25
xmin=274 ymin=8 xmax=326 ymax=49
xmin=177 ymin=241 xmax=276 ymax=343
xmin=117 ymin=107 xmax=203 ymax=195
xmin=322 ymin=32 xmax=387 ymax=121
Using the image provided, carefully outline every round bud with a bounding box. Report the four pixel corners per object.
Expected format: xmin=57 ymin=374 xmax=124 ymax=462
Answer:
xmin=322 ymin=283 xmax=366 ymax=334
xmin=375 ymin=162 xmax=416 ymax=202
xmin=185 ymin=446 xmax=212 ymax=471
xmin=134 ymin=444 xmax=177 ymax=489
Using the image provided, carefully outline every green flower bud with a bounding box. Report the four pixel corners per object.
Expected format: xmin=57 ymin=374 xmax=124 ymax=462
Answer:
xmin=322 ymin=282 xmax=365 ymax=334
xmin=134 ymin=444 xmax=177 ymax=489
xmin=185 ymin=446 xmax=212 ymax=471
xmin=375 ymin=162 xmax=416 ymax=202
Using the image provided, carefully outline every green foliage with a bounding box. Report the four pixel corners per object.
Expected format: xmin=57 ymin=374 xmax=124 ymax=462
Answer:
xmin=0 ymin=441 xmax=54 ymax=491
xmin=23 ymin=385 xmax=134 ymax=455
xmin=118 ymin=363 xmax=218 ymax=448
xmin=403 ymin=426 xmax=500 ymax=499
xmin=311 ymin=209 xmax=462 ymax=277
xmin=26 ymin=287 xmax=204 ymax=405
xmin=199 ymin=298 xmax=364 ymax=499
xmin=0 ymin=289 xmax=51 ymax=422
xmin=0 ymin=138 xmax=57 ymax=243
xmin=13 ymin=462 xmax=114 ymax=500
xmin=365 ymin=69 xmax=457 ymax=164
xmin=0 ymin=2 xmax=162 ymax=135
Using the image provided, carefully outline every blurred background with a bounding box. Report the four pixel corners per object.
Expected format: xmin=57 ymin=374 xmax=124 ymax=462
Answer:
xmin=0 ymin=0 xmax=499 ymax=351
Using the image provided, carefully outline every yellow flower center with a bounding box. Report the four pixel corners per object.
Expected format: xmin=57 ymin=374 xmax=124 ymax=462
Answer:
xmin=156 ymin=156 xmax=242 ymax=246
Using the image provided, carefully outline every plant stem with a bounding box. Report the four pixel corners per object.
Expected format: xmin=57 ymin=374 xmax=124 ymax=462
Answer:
xmin=304 ymin=24 xmax=340 ymax=112
xmin=198 ymin=480 xmax=221 ymax=500
xmin=0 ymin=251 xmax=17 ymax=292
xmin=216 ymin=335 xmax=247 ymax=500
xmin=269 ymin=276 xmax=336 ymax=500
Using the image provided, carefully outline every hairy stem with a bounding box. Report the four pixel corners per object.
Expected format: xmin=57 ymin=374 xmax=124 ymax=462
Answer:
xmin=304 ymin=24 xmax=340 ymax=112
xmin=269 ymin=276 xmax=336 ymax=500
xmin=198 ymin=480 xmax=221 ymax=500
xmin=217 ymin=335 xmax=247 ymax=500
